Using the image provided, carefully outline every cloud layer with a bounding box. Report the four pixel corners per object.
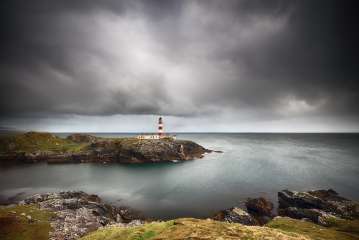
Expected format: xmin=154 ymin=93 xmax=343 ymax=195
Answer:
xmin=1 ymin=0 xmax=358 ymax=131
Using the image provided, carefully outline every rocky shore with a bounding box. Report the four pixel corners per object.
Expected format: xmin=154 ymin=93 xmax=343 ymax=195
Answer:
xmin=0 ymin=132 xmax=213 ymax=164
xmin=212 ymin=189 xmax=359 ymax=228
xmin=1 ymin=189 xmax=358 ymax=240
xmin=278 ymin=189 xmax=359 ymax=226
xmin=0 ymin=191 xmax=143 ymax=240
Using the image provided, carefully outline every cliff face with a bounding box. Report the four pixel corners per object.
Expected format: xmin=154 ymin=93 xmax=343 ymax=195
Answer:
xmin=0 ymin=132 xmax=212 ymax=164
xmin=87 ymin=138 xmax=210 ymax=163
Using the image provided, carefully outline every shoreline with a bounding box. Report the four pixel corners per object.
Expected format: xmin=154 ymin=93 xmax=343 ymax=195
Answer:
xmin=1 ymin=188 xmax=358 ymax=240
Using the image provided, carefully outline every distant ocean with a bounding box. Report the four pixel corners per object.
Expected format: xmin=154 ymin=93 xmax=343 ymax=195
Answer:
xmin=1 ymin=133 xmax=359 ymax=219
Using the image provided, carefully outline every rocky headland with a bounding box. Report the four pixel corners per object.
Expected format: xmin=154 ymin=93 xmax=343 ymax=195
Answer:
xmin=0 ymin=132 xmax=213 ymax=164
xmin=1 ymin=189 xmax=358 ymax=240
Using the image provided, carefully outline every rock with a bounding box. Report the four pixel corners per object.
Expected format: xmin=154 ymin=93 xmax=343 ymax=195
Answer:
xmin=116 ymin=213 xmax=123 ymax=223
xmin=26 ymin=215 xmax=33 ymax=222
xmin=279 ymin=189 xmax=359 ymax=219
xmin=126 ymin=219 xmax=144 ymax=227
xmin=19 ymin=191 xmax=143 ymax=240
xmin=213 ymin=207 xmax=258 ymax=225
xmin=278 ymin=189 xmax=359 ymax=226
xmin=278 ymin=207 xmax=340 ymax=226
xmin=63 ymin=198 xmax=79 ymax=209
xmin=117 ymin=206 xmax=143 ymax=223
xmin=245 ymin=197 xmax=274 ymax=225
xmin=246 ymin=197 xmax=274 ymax=216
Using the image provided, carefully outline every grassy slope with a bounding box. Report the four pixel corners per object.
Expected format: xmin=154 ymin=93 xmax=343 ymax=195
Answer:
xmin=0 ymin=132 xmax=87 ymax=154
xmin=266 ymin=217 xmax=359 ymax=240
xmin=81 ymin=218 xmax=310 ymax=240
xmin=0 ymin=204 xmax=55 ymax=240
xmin=0 ymin=207 xmax=358 ymax=240
xmin=0 ymin=132 xmax=181 ymax=154
xmin=80 ymin=217 xmax=359 ymax=240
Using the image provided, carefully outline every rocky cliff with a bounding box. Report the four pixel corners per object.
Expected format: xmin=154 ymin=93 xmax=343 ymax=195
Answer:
xmin=0 ymin=132 xmax=212 ymax=164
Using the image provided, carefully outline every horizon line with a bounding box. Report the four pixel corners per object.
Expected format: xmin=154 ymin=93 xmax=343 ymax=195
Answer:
xmin=9 ymin=131 xmax=359 ymax=134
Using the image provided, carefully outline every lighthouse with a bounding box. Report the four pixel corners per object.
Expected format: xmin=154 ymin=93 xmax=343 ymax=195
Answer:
xmin=137 ymin=117 xmax=175 ymax=140
xmin=158 ymin=117 xmax=164 ymax=137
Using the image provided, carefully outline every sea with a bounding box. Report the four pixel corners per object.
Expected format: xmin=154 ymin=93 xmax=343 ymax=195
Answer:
xmin=0 ymin=133 xmax=358 ymax=219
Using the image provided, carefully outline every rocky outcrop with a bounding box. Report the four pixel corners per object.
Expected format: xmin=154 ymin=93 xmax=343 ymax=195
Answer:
xmin=213 ymin=198 xmax=275 ymax=226
xmin=212 ymin=207 xmax=258 ymax=225
xmin=278 ymin=189 xmax=359 ymax=226
xmin=19 ymin=191 xmax=143 ymax=240
xmin=86 ymin=138 xmax=211 ymax=163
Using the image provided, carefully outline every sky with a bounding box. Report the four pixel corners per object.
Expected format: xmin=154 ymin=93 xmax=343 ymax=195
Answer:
xmin=1 ymin=0 xmax=358 ymax=132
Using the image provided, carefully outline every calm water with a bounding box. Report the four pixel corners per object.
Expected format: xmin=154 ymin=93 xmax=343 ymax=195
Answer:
xmin=1 ymin=133 xmax=359 ymax=219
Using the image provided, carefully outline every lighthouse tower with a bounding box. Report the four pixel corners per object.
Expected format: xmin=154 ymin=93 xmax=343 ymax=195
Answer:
xmin=158 ymin=117 xmax=164 ymax=137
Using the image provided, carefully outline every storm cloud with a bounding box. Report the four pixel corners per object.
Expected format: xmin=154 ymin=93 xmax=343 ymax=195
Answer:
xmin=1 ymin=0 xmax=358 ymax=131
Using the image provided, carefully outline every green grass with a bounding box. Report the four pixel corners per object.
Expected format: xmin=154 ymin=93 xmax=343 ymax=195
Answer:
xmin=0 ymin=132 xmax=88 ymax=154
xmin=0 ymin=204 xmax=56 ymax=240
xmin=80 ymin=221 xmax=174 ymax=240
xmin=0 ymin=132 xmax=175 ymax=154
xmin=81 ymin=218 xmax=310 ymax=240
xmin=266 ymin=217 xmax=359 ymax=240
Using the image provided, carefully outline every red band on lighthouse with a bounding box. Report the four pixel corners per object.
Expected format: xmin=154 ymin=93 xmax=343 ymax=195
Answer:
xmin=158 ymin=117 xmax=164 ymax=137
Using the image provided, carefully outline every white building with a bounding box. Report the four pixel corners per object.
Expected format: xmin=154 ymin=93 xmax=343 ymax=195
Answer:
xmin=137 ymin=135 xmax=160 ymax=140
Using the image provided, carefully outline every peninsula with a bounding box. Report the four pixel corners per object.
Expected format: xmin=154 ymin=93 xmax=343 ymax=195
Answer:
xmin=0 ymin=131 xmax=212 ymax=165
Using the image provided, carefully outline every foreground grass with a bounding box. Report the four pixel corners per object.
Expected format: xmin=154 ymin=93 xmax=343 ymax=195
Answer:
xmin=266 ymin=217 xmax=359 ymax=240
xmin=1 ymin=208 xmax=358 ymax=240
xmin=81 ymin=218 xmax=310 ymax=240
xmin=0 ymin=204 xmax=55 ymax=240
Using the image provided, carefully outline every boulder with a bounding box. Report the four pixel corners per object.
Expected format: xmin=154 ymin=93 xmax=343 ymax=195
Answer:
xmin=246 ymin=197 xmax=273 ymax=216
xmin=213 ymin=207 xmax=258 ymax=225
xmin=245 ymin=197 xmax=274 ymax=224
xmin=278 ymin=207 xmax=340 ymax=226
xmin=278 ymin=189 xmax=359 ymax=226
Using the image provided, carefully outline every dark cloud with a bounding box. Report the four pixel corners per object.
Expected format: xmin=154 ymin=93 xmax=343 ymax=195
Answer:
xmin=1 ymin=0 xmax=359 ymax=129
